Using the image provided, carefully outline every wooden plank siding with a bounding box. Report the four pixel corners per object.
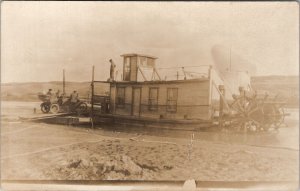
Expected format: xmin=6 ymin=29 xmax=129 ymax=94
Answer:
xmin=109 ymin=79 xmax=212 ymax=120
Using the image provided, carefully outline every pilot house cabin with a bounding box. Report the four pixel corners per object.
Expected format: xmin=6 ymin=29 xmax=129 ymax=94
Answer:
xmin=93 ymin=53 xmax=251 ymax=129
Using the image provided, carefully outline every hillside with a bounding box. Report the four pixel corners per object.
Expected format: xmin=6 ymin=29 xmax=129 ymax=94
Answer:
xmin=251 ymin=76 xmax=298 ymax=107
xmin=1 ymin=76 xmax=298 ymax=106
xmin=1 ymin=81 xmax=109 ymax=102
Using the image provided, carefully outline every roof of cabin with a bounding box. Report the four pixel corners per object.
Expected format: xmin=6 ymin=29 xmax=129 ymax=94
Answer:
xmin=120 ymin=53 xmax=158 ymax=59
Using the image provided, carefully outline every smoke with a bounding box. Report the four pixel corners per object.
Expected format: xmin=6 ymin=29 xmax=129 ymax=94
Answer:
xmin=211 ymin=44 xmax=257 ymax=75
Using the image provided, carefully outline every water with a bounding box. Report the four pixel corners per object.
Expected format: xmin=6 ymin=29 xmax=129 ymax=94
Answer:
xmin=1 ymin=101 xmax=298 ymax=150
xmin=105 ymin=123 xmax=298 ymax=150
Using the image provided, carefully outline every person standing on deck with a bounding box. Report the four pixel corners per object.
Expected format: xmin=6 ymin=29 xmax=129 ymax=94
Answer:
xmin=56 ymin=90 xmax=61 ymax=97
xmin=46 ymin=89 xmax=53 ymax=102
xmin=56 ymin=90 xmax=63 ymax=105
xmin=46 ymin=89 xmax=53 ymax=96
xmin=109 ymin=59 xmax=116 ymax=81
xmin=70 ymin=90 xmax=79 ymax=112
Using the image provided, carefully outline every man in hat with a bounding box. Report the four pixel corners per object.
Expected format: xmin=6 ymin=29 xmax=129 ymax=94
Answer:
xmin=46 ymin=89 xmax=53 ymax=102
xmin=46 ymin=89 xmax=53 ymax=96
xmin=109 ymin=59 xmax=116 ymax=81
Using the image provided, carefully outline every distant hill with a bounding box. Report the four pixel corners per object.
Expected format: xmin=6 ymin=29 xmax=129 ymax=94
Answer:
xmin=1 ymin=76 xmax=298 ymax=106
xmin=1 ymin=81 xmax=109 ymax=102
xmin=251 ymin=76 xmax=298 ymax=107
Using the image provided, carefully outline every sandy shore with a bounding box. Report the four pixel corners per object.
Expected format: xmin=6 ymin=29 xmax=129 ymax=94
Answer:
xmin=1 ymin=121 xmax=298 ymax=181
xmin=1 ymin=101 xmax=299 ymax=181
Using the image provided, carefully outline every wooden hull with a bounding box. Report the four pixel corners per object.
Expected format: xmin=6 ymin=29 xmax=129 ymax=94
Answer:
xmin=92 ymin=114 xmax=213 ymax=131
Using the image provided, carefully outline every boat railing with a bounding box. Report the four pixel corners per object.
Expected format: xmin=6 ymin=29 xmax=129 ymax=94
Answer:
xmin=156 ymin=65 xmax=212 ymax=80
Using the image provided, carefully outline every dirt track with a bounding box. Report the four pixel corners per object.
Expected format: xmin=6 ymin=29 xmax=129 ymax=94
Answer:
xmin=1 ymin=101 xmax=299 ymax=181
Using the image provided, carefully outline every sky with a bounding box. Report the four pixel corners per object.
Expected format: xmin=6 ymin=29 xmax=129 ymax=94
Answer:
xmin=1 ymin=1 xmax=299 ymax=83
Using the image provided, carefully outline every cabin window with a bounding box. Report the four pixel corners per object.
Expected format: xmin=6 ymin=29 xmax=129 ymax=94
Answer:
xmin=147 ymin=58 xmax=155 ymax=68
xmin=139 ymin=57 xmax=147 ymax=67
xmin=139 ymin=57 xmax=155 ymax=68
xmin=124 ymin=57 xmax=131 ymax=81
xmin=148 ymin=88 xmax=159 ymax=111
xmin=167 ymin=88 xmax=178 ymax=112
xmin=116 ymin=87 xmax=125 ymax=107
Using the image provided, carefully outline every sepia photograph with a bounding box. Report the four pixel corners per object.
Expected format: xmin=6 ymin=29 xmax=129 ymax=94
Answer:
xmin=1 ymin=1 xmax=299 ymax=190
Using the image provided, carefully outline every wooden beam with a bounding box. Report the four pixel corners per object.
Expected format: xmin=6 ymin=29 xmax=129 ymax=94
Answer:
xmin=154 ymin=67 xmax=162 ymax=80
xmin=138 ymin=66 xmax=147 ymax=81
xmin=212 ymin=80 xmax=230 ymax=111
xmin=63 ymin=69 xmax=65 ymax=95
xmin=91 ymin=66 xmax=95 ymax=129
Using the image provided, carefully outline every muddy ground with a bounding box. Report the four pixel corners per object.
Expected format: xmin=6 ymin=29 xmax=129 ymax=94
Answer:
xmin=1 ymin=101 xmax=299 ymax=181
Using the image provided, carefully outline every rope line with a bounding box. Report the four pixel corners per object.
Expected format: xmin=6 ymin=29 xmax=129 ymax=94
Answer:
xmin=158 ymin=65 xmax=210 ymax=69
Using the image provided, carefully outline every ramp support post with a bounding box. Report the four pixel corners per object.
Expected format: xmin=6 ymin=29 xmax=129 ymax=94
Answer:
xmin=219 ymin=85 xmax=225 ymax=127
xmin=91 ymin=66 xmax=95 ymax=129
